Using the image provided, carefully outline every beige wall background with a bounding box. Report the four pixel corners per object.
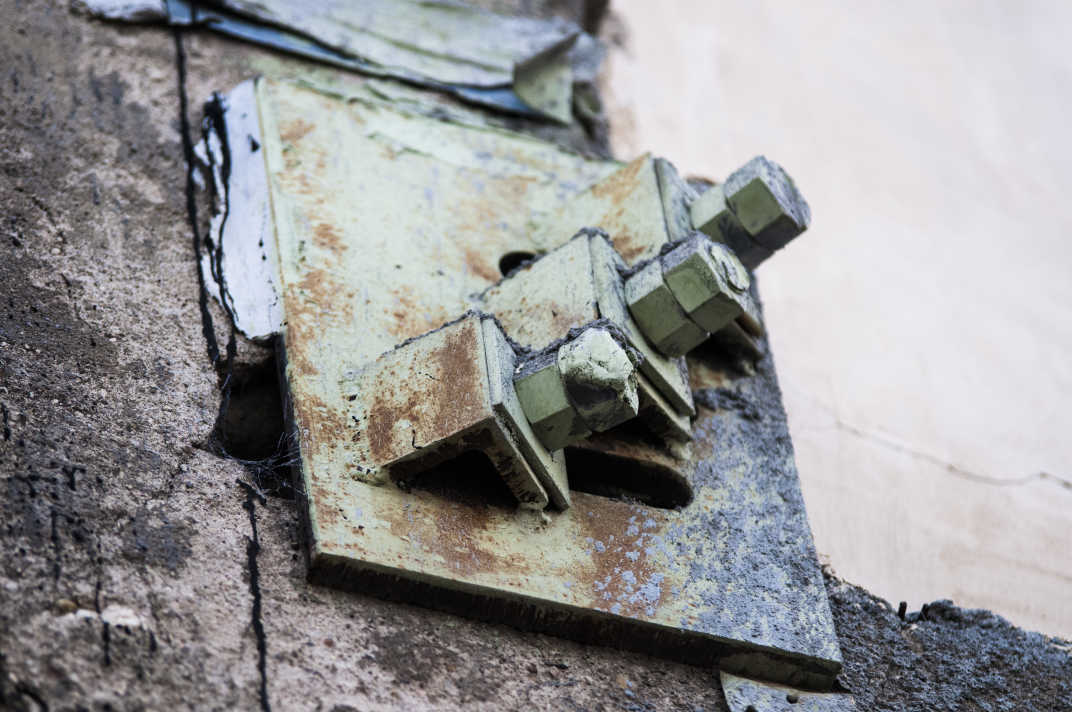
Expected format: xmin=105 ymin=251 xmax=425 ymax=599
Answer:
xmin=600 ymin=0 xmax=1072 ymax=637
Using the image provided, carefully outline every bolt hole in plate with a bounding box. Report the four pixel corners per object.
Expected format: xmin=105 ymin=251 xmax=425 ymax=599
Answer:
xmin=498 ymin=250 xmax=537 ymax=277
xmin=564 ymin=447 xmax=691 ymax=509
xmin=391 ymin=445 xmax=689 ymax=511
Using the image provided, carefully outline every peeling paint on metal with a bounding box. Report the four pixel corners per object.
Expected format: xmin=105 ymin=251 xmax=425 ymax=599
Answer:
xmin=157 ymin=0 xmax=597 ymax=122
xmin=197 ymin=80 xmax=283 ymax=340
xmin=75 ymin=0 xmax=166 ymax=21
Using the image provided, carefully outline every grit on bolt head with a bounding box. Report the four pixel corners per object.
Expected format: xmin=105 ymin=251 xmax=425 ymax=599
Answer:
xmin=557 ymin=327 xmax=640 ymax=432
xmin=513 ymin=349 xmax=592 ymax=452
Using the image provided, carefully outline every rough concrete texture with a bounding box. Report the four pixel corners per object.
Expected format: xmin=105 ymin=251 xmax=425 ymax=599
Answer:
xmin=1 ymin=1 xmax=1070 ymax=711
xmin=826 ymin=575 xmax=1072 ymax=711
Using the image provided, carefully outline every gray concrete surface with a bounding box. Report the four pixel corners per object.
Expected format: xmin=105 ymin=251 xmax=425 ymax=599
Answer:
xmin=601 ymin=0 xmax=1072 ymax=639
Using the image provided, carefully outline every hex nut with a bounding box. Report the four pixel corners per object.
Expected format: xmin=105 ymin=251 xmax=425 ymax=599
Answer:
xmin=722 ymin=156 xmax=810 ymax=251
xmin=662 ymin=235 xmax=750 ymax=334
xmin=557 ymin=327 xmax=639 ymax=432
xmin=513 ymin=350 xmax=591 ymax=452
xmin=624 ymin=259 xmax=708 ymax=357
xmin=690 ymin=183 xmax=774 ymax=269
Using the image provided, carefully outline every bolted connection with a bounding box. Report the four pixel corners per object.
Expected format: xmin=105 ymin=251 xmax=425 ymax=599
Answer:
xmin=662 ymin=235 xmax=752 ymax=335
xmin=624 ymin=259 xmax=708 ymax=357
xmin=513 ymin=349 xmax=591 ymax=452
xmin=691 ymin=156 xmax=810 ymax=268
xmin=514 ymin=326 xmax=640 ymax=451
xmin=557 ymin=327 xmax=640 ymax=432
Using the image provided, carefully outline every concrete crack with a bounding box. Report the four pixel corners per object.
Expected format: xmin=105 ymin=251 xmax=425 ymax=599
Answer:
xmin=830 ymin=416 xmax=1071 ymax=491
xmin=239 ymin=481 xmax=271 ymax=712
xmin=173 ymin=26 xmax=222 ymax=368
xmin=176 ymin=27 xmax=269 ymax=710
xmin=785 ymin=382 xmax=1072 ymax=492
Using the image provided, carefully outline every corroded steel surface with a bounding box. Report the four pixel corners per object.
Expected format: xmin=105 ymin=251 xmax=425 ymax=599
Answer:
xmin=256 ymin=79 xmax=842 ymax=686
xmin=529 ymin=154 xmax=671 ymax=265
xmin=721 ymin=672 xmax=858 ymax=711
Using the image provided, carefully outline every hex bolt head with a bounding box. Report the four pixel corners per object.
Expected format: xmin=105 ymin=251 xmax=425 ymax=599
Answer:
xmin=722 ymin=156 xmax=810 ymax=251
xmin=624 ymin=259 xmax=708 ymax=357
xmin=661 ymin=235 xmax=751 ymax=334
xmin=557 ymin=327 xmax=640 ymax=432
xmin=513 ymin=350 xmax=592 ymax=452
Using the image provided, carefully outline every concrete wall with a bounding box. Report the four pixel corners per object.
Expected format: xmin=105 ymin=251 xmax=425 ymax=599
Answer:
xmin=601 ymin=0 xmax=1072 ymax=637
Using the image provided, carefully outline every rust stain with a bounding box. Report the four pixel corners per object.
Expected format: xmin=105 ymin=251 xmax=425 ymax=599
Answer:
xmin=590 ymin=155 xmax=646 ymax=202
xmin=579 ymin=431 xmax=687 ymax=474
xmin=312 ymin=222 xmax=348 ymax=254
xmin=295 ymin=269 xmax=350 ymax=317
xmin=366 ymin=386 xmax=420 ymax=465
xmin=309 ymin=482 xmax=341 ymax=530
xmin=612 ymin=234 xmax=648 ymax=264
xmin=280 ymin=117 xmax=315 ymax=144
xmin=575 ymin=496 xmax=671 ymax=620
xmin=387 ymin=288 xmax=451 ymax=341
xmin=586 ymin=158 xmax=663 ymax=266
xmin=385 ymin=490 xmax=530 ymax=578
xmin=497 ymin=297 xmax=592 ymax=351
xmin=547 ymin=299 xmax=590 ymax=336
xmin=427 ymin=501 xmax=498 ymax=575
xmin=686 ymin=354 xmax=733 ymax=392
xmin=449 ymin=172 xmax=538 ymax=286
xmin=462 ymin=242 xmax=500 ymax=284
xmin=281 ymin=266 xmax=355 ymax=380
xmin=290 ymin=390 xmax=349 ymax=468
xmin=283 ymin=312 xmax=321 ymax=378
xmin=366 ymin=320 xmax=487 ymax=464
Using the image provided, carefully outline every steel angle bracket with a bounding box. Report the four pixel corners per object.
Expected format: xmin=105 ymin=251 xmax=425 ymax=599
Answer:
xmin=232 ymin=76 xmax=841 ymax=688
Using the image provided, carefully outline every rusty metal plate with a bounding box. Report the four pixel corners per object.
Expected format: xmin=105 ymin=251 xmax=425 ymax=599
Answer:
xmin=721 ymin=672 xmax=858 ymax=711
xmin=250 ymin=78 xmax=842 ymax=687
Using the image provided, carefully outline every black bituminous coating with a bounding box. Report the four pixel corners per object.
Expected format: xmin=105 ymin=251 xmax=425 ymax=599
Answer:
xmin=683 ymin=332 xmax=843 ymax=685
xmin=827 ymin=574 xmax=1072 ymax=711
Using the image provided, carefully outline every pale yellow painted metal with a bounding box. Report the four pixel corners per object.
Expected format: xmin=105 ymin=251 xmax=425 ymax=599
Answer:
xmin=528 ymin=154 xmax=671 ymax=266
xmin=256 ymin=77 xmax=841 ymax=681
xmin=482 ymin=318 xmax=571 ymax=509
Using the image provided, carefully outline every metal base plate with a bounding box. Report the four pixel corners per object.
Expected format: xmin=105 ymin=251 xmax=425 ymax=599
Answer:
xmin=246 ymin=78 xmax=842 ymax=686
